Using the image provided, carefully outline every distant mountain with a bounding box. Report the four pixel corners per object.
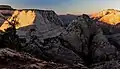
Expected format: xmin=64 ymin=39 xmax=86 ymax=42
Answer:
xmin=59 ymin=14 xmax=78 ymax=27
xmin=91 ymin=9 xmax=120 ymax=25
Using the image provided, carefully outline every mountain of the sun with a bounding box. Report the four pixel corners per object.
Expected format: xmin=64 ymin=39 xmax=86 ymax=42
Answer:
xmin=91 ymin=9 xmax=120 ymax=25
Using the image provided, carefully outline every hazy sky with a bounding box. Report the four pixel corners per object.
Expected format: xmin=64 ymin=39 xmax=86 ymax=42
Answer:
xmin=0 ymin=0 xmax=120 ymax=14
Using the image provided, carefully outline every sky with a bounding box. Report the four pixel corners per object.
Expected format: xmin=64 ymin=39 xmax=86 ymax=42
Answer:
xmin=0 ymin=0 xmax=120 ymax=15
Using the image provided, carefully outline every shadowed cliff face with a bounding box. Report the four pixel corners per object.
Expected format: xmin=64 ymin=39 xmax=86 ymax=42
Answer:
xmin=91 ymin=9 xmax=120 ymax=25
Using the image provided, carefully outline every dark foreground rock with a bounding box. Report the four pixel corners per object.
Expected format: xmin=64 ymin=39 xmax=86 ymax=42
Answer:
xmin=0 ymin=48 xmax=88 ymax=69
xmin=90 ymin=60 xmax=120 ymax=69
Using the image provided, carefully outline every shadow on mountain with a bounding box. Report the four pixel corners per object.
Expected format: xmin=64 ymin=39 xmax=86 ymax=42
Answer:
xmin=96 ymin=21 xmax=120 ymax=35
xmin=59 ymin=14 xmax=78 ymax=27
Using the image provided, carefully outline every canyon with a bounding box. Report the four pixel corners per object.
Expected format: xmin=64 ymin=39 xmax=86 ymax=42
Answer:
xmin=0 ymin=5 xmax=120 ymax=69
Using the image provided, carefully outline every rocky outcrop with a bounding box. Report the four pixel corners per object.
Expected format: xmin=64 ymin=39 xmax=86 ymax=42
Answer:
xmin=0 ymin=48 xmax=88 ymax=69
xmin=61 ymin=14 xmax=119 ymax=64
xmin=91 ymin=29 xmax=119 ymax=62
xmin=42 ymin=14 xmax=120 ymax=68
xmin=95 ymin=21 xmax=120 ymax=35
xmin=0 ymin=48 xmax=44 ymax=69
xmin=106 ymin=33 xmax=120 ymax=51
xmin=22 ymin=35 xmax=84 ymax=65
xmin=60 ymin=15 xmax=92 ymax=65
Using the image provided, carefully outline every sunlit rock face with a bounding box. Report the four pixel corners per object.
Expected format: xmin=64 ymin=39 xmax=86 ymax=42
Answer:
xmin=91 ymin=9 xmax=120 ymax=25
xmin=0 ymin=9 xmax=64 ymax=40
xmin=0 ymin=10 xmax=36 ymax=30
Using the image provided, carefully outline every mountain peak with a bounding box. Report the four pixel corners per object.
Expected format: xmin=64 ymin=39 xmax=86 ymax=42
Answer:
xmin=91 ymin=9 xmax=120 ymax=25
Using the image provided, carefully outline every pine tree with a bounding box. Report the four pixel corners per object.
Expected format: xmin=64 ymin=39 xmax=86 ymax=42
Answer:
xmin=0 ymin=13 xmax=21 ymax=50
